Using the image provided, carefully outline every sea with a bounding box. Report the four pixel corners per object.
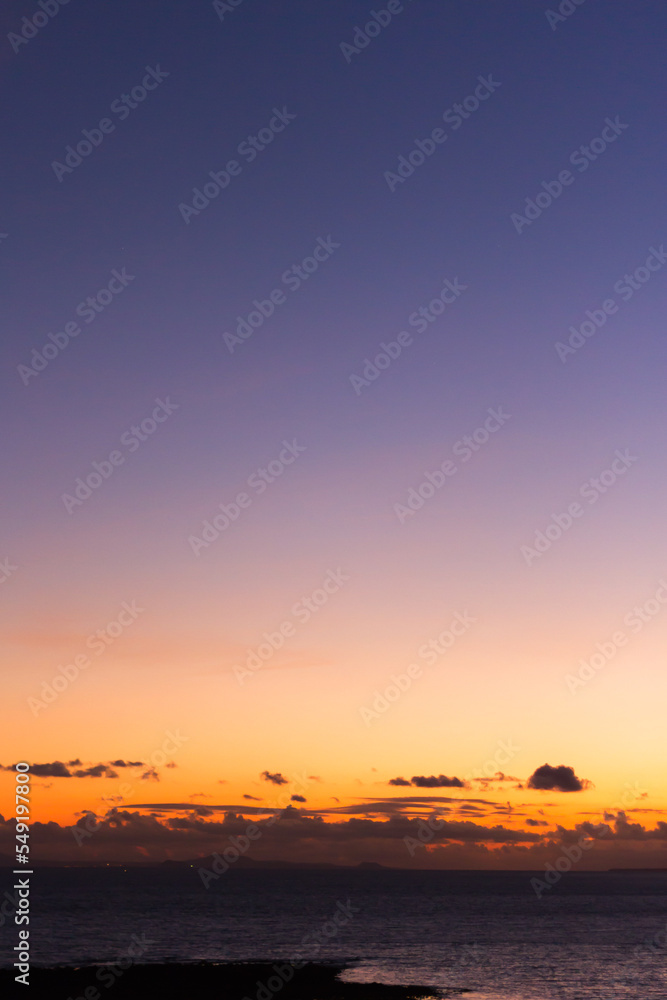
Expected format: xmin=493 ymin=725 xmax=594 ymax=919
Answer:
xmin=1 ymin=868 xmax=666 ymax=998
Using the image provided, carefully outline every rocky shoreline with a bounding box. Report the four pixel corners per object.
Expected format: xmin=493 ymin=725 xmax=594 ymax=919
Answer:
xmin=0 ymin=961 xmax=452 ymax=999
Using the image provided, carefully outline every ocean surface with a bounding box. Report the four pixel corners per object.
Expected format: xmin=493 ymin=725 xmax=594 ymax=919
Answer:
xmin=1 ymin=868 xmax=666 ymax=998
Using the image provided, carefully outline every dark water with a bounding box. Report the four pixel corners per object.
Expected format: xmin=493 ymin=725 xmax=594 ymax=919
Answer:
xmin=1 ymin=868 xmax=666 ymax=998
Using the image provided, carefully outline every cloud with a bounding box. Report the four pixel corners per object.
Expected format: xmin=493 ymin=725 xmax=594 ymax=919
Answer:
xmin=0 ymin=807 xmax=540 ymax=858
xmin=1 ymin=761 xmax=73 ymax=778
xmin=140 ymin=768 xmax=159 ymax=782
xmin=291 ymin=795 xmax=306 ymax=803
xmin=243 ymin=795 xmax=262 ymax=801
xmin=28 ymin=761 xmax=73 ymax=778
xmin=411 ymin=775 xmax=465 ymax=788
xmin=261 ymin=771 xmax=288 ymax=785
xmin=557 ymin=812 xmax=667 ymax=843
xmin=130 ymin=802 xmax=282 ymax=815
xmin=320 ymin=795 xmax=495 ymax=815
xmin=72 ymin=765 xmax=119 ymax=779
xmin=1 ymin=759 xmax=147 ymax=779
xmin=389 ymin=775 xmax=464 ymax=789
xmin=527 ymin=764 xmax=591 ymax=793
xmin=127 ymin=794 xmax=492 ymax=818
xmin=5 ymin=806 xmax=667 ymax=869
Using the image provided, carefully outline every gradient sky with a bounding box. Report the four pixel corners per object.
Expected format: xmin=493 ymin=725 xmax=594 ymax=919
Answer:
xmin=2 ymin=0 xmax=667 ymax=868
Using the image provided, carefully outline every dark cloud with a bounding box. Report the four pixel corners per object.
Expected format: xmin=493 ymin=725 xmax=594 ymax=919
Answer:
xmin=528 ymin=764 xmax=591 ymax=793
xmin=72 ymin=765 xmax=119 ymax=779
xmin=317 ymin=800 xmax=450 ymax=816
xmin=367 ymin=795 xmax=494 ymax=805
xmin=526 ymin=818 xmax=549 ymax=827
xmin=261 ymin=770 xmax=288 ymax=785
xmin=34 ymin=761 xmax=74 ymax=778
xmin=557 ymin=812 xmax=667 ymax=844
xmin=0 ymin=807 xmax=541 ymax=864
xmin=140 ymin=768 xmax=159 ymax=782
xmin=410 ymin=775 xmax=465 ymax=788
xmin=1 ymin=761 xmax=73 ymax=777
xmin=130 ymin=802 xmax=282 ymax=815
xmin=243 ymin=795 xmax=262 ymax=801
xmin=388 ymin=775 xmax=464 ymax=789
xmin=387 ymin=775 xmax=465 ymax=789
xmin=2 ymin=759 xmax=146 ymax=779
xmin=291 ymin=795 xmax=306 ymax=803
xmin=5 ymin=805 xmax=667 ymax=868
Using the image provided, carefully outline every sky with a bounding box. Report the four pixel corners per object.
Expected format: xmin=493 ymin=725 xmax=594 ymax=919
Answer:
xmin=1 ymin=0 xmax=667 ymax=869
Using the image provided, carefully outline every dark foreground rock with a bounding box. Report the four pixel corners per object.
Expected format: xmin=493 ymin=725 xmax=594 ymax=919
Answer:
xmin=0 ymin=961 xmax=452 ymax=999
